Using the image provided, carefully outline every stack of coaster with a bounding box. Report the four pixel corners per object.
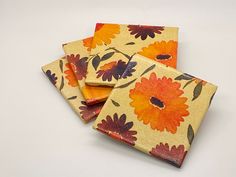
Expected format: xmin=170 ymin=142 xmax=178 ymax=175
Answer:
xmin=42 ymin=23 xmax=217 ymax=167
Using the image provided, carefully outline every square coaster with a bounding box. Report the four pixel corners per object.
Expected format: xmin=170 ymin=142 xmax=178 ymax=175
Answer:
xmin=42 ymin=57 xmax=103 ymax=122
xmin=63 ymin=37 xmax=112 ymax=105
xmin=86 ymin=23 xmax=178 ymax=86
xmin=93 ymin=54 xmax=217 ymax=167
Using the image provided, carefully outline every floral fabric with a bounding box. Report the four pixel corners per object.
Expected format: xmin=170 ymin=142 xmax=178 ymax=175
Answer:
xmin=86 ymin=23 xmax=179 ymax=86
xmin=63 ymin=38 xmax=112 ymax=105
xmin=42 ymin=57 xmax=103 ymax=122
xmin=93 ymin=54 xmax=217 ymax=167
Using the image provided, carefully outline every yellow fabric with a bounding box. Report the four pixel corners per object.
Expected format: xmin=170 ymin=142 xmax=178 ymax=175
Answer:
xmin=42 ymin=57 xmax=103 ymax=122
xmin=63 ymin=38 xmax=112 ymax=105
xmin=93 ymin=54 xmax=217 ymax=167
xmin=86 ymin=23 xmax=178 ymax=86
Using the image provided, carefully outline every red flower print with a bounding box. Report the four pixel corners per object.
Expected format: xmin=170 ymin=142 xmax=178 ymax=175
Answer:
xmin=128 ymin=25 xmax=164 ymax=40
xmin=150 ymin=143 xmax=187 ymax=168
xmin=79 ymin=101 xmax=104 ymax=122
xmin=45 ymin=70 xmax=57 ymax=86
xmin=97 ymin=113 xmax=137 ymax=146
xmin=67 ymin=54 xmax=88 ymax=81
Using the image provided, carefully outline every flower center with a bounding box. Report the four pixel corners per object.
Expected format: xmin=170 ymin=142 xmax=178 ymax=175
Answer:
xmin=150 ymin=96 xmax=165 ymax=109
xmin=156 ymin=54 xmax=172 ymax=60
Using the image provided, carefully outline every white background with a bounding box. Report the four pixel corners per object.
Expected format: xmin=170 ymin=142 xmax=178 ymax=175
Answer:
xmin=0 ymin=0 xmax=236 ymax=176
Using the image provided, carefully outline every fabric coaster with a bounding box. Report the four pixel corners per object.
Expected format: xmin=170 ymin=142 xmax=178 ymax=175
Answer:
xmin=42 ymin=57 xmax=103 ymax=122
xmin=86 ymin=23 xmax=178 ymax=86
xmin=63 ymin=37 xmax=112 ymax=105
xmin=93 ymin=54 xmax=217 ymax=167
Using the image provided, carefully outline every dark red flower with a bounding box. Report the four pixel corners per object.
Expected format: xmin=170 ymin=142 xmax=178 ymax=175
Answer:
xmin=45 ymin=70 xmax=57 ymax=86
xmin=128 ymin=25 xmax=164 ymax=40
xmin=67 ymin=54 xmax=88 ymax=80
xmin=96 ymin=60 xmax=127 ymax=81
xmin=79 ymin=101 xmax=104 ymax=122
xmin=97 ymin=113 xmax=137 ymax=146
xmin=150 ymin=143 xmax=187 ymax=168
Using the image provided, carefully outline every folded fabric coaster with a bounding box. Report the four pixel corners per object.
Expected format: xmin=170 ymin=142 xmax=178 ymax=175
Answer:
xmin=63 ymin=37 xmax=112 ymax=105
xmin=93 ymin=54 xmax=217 ymax=167
xmin=86 ymin=23 xmax=178 ymax=86
xmin=42 ymin=57 xmax=103 ymax=122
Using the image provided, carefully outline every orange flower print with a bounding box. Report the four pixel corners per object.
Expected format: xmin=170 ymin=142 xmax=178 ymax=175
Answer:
xmin=91 ymin=23 xmax=120 ymax=49
xmin=129 ymin=72 xmax=189 ymax=134
xmin=82 ymin=37 xmax=93 ymax=51
xmin=138 ymin=40 xmax=177 ymax=68
xmin=150 ymin=143 xmax=187 ymax=168
xmin=64 ymin=63 xmax=78 ymax=87
xmin=96 ymin=60 xmax=127 ymax=81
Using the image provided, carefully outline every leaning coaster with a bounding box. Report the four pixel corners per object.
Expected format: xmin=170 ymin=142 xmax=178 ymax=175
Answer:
xmin=93 ymin=54 xmax=217 ymax=167
xmin=42 ymin=57 xmax=103 ymax=122
xmin=86 ymin=23 xmax=178 ymax=86
xmin=63 ymin=37 xmax=112 ymax=105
